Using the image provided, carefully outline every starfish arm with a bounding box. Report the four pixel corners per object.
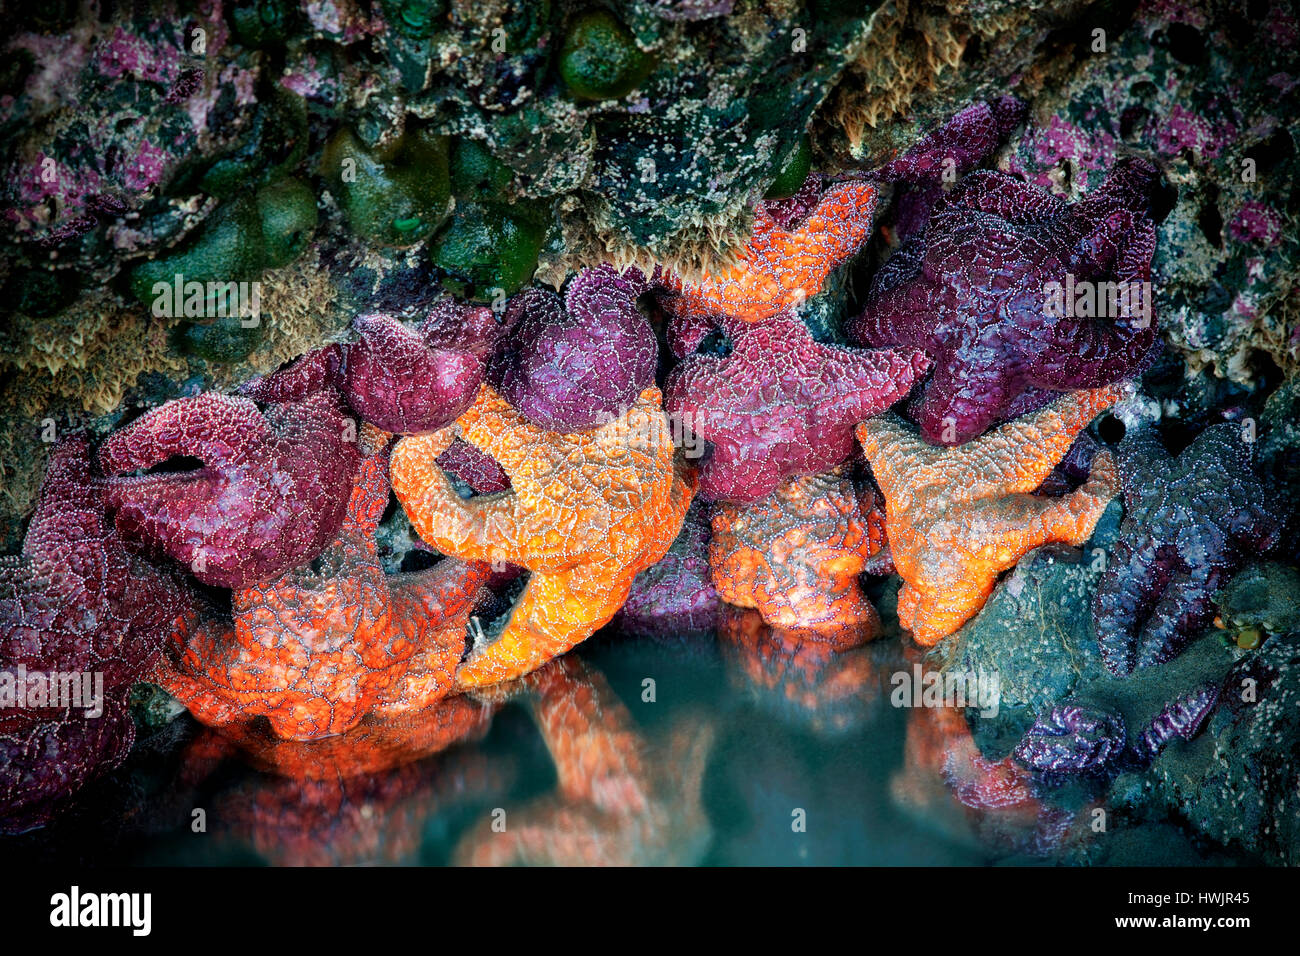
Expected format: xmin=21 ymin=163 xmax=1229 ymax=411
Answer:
xmin=950 ymin=171 xmax=1064 ymax=224
xmin=523 ymin=657 xmax=648 ymax=807
xmin=1094 ymin=532 xmax=1175 ymax=676
xmin=1116 ymin=428 xmax=1170 ymax=505
xmin=910 ymin=352 xmax=1012 ymax=446
xmin=454 ymin=567 xmax=633 ymax=689
xmin=389 ymin=559 xmax=490 ymax=625
xmin=1032 ymin=317 xmax=1155 ymax=389
xmin=456 ymin=384 xmax=556 ymax=478
xmin=855 ymin=415 xmax=941 ymax=506
xmin=152 ymin=618 xmax=253 ymax=728
xmin=390 ymin=435 xmax=533 ymax=561
xmin=453 ymin=802 xmax=613 ymax=866
xmin=781 ymin=181 xmax=878 ymax=299
xmin=948 ymin=385 xmax=1122 ymax=496
xmin=1136 ymin=561 xmax=1232 ymax=670
xmin=1032 ymin=223 xmax=1158 ymax=386
xmin=847 ymin=250 xmax=932 ymax=347
xmin=903 ymin=576 xmax=990 ymax=647
xmin=98 ymin=393 xmax=272 ymax=474
xmin=965 ymin=455 xmax=1117 ymax=562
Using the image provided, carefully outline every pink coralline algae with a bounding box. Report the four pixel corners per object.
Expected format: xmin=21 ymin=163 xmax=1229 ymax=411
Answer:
xmin=122 ymin=138 xmax=170 ymax=192
xmin=847 ymin=157 xmax=1163 ymax=445
xmin=1 ymin=437 xmax=194 ymax=832
xmin=99 ymin=391 xmax=361 ymax=590
xmin=1228 ymin=201 xmax=1284 ymax=247
xmin=342 ymin=300 xmax=499 ymax=434
xmin=486 ymin=264 xmax=658 ymax=433
xmin=1094 ymin=424 xmax=1284 ymax=676
xmin=664 ymin=310 xmax=929 ymax=502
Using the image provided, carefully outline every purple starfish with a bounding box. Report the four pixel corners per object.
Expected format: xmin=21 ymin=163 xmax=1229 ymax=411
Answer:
xmin=664 ymin=311 xmax=928 ymax=503
xmin=2 ymin=437 xmax=195 ymax=832
xmin=436 ymin=438 xmax=511 ymax=494
xmin=1094 ymin=423 xmax=1283 ymax=676
xmin=616 ymin=500 xmax=720 ymax=638
xmin=2 ymin=436 xmax=192 ymax=687
xmin=238 ymin=300 xmax=499 ymax=436
xmin=1012 ymin=703 xmax=1127 ymax=774
xmin=847 ymin=157 xmax=1163 ymax=446
xmin=99 ymin=392 xmax=361 ymax=589
xmin=871 ymin=96 xmax=1028 ymax=242
xmin=341 ymin=300 xmax=498 ymax=434
xmin=486 ymin=264 xmax=658 ymax=433
xmin=1130 ymin=682 xmax=1221 ymax=765
xmin=0 ymin=698 xmax=136 ymax=833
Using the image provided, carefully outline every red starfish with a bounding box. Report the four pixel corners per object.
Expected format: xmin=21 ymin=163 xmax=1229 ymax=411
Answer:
xmin=100 ymin=391 xmax=361 ymax=589
xmin=664 ymin=311 xmax=928 ymax=502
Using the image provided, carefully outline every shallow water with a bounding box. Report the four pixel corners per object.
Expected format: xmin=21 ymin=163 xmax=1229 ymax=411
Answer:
xmin=3 ymin=618 xmax=1245 ymax=867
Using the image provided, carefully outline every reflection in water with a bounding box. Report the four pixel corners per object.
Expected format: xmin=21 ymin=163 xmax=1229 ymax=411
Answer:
xmin=6 ymin=628 xmax=1222 ymax=866
xmin=454 ymin=656 xmax=714 ymax=865
xmin=717 ymin=605 xmax=889 ymax=735
xmin=891 ymin=703 xmax=1095 ymax=860
xmin=173 ymin=655 xmax=713 ymax=866
xmin=180 ymin=696 xmax=509 ymax=866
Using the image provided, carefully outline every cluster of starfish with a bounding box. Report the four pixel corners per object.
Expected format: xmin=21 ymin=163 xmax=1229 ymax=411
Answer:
xmin=6 ymin=98 xmax=1288 ymax=833
xmin=154 ymin=428 xmax=496 ymax=740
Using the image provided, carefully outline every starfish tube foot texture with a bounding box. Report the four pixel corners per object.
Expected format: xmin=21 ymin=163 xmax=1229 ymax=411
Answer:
xmin=658 ymin=178 xmax=878 ymax=327
xmin=848 ymin=158 xmax=1163 ymax=445
xmin=390 ymin=384 xmax=694 ymax=687
xmin=1094 ymin=423 xmax=1283 ymax=676
xmin=857 ymin=384 xmax=1123 ymax=646
xmin=664 ymin=311 xmax=929 ymax=503
xmin=709 ymin=467 xmax=886 ymax=646
xmin=155 ymin=438 xmax=492 ymax=740
xmin=99 ymin=392 xmax=362 ymax=589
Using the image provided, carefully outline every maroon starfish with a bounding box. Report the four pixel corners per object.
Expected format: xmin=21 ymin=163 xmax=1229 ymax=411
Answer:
xmin=847 ymin=157 xmax=1163 ymax=445
xmin=663 ymin=311 xmax=929 ymax=502
xmin=99 ymin=392 xmax=361 ymax=589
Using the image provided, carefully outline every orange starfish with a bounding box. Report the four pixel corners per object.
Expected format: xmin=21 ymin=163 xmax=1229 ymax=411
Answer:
xmin=155 ymin=428 xmax=492 ymax=740
xmin=390 ymin=383 xmax=695 ymax=688
xmin=453 ymin=656 xmax=714 ymax=866
xmin=660 ymin=180 xmax=877 ymax=324
xmin=709 ymin=466 xmax=886 ymax=647
xmin=856 ymin=385 xmax=1123 ymax=646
